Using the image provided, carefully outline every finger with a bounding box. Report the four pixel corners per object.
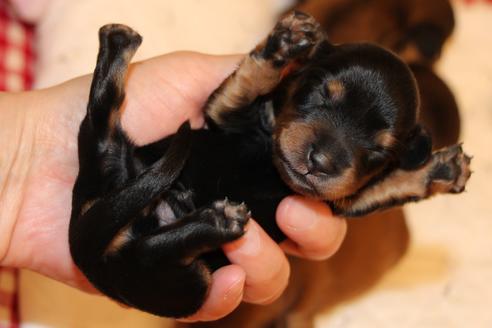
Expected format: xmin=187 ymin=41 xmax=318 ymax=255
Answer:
xmin=177 ymin=264 xmax=245 ymax=323
xmin=277 ymin=196 xmax=347 ymax=260
xmin=223 ymin=220 xmax=290 ymax=305
xmin=122 ymin=53 xmax=243 ymax=145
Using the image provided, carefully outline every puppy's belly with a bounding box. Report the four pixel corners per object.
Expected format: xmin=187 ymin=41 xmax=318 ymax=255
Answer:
xmin=137 ymin=129 xmax=293 ymax=241
xmin=155 ymin=201 xmax=176 ymax=226
xmin=181 ymin=131 xmax=291 ymax=241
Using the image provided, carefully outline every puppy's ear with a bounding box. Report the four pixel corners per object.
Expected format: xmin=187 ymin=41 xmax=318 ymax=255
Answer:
xmin=399 ymin=125 xmax=432 ymax=170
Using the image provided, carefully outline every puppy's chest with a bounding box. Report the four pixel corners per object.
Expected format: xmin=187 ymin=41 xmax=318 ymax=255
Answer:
xmin=132 ymin=130 xmax=291 ymax=238
xmin=154 ymin=187 xmax=196 ymax=226
xmin=180 ymin=138 xmax=289 ymax=206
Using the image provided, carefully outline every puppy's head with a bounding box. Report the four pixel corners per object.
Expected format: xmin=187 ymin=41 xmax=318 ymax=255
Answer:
xmin=271 ymin=42 xmax=431 ymax=200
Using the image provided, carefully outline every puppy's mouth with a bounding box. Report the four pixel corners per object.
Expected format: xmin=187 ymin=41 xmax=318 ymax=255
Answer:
xmin=274 ymin=148 xmax=360 ymax=201
xmin=274 ymin=154 xmax=324 ymax=199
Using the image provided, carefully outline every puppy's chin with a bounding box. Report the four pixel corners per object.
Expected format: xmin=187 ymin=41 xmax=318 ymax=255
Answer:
xmin=273 ymin=156 xmax=321 ymax=198
xmin=273 ymin=157 xmax=359 ymax=201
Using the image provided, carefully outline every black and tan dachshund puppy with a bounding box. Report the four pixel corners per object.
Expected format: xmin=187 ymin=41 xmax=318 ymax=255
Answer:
xmin=69 ymin=12 xmax=471 ymax=318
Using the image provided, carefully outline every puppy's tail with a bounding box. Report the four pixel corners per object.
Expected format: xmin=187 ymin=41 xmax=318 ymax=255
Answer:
xmin=86 ymin=24 xmax=142 ymax=135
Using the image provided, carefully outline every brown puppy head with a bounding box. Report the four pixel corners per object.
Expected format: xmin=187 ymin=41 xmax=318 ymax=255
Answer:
xmin=271 ymin=42 xmax=431 ymax=200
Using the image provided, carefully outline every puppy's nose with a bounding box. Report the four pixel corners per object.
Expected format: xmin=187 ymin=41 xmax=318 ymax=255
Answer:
xmin=308 ymin=148 xmax=334 ymax=175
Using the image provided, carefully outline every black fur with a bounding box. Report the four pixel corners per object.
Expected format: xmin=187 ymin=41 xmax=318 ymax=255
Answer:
xmin=70 ymin=14 xmax=470 ymax=318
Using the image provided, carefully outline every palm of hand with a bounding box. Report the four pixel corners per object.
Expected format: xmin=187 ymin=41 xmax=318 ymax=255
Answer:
xmin=6 ymin=53 xmax=238 ymax=290
xmin=3 ymin=52 xmax=344 ymax=321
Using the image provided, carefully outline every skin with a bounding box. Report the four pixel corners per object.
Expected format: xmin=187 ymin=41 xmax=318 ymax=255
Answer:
xmin=0 ymin=52 xmax=347 ymax=322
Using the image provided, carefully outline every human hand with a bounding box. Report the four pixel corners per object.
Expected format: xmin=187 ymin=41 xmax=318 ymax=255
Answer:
xmin=0 ymin=52 xmax=346 ymax=321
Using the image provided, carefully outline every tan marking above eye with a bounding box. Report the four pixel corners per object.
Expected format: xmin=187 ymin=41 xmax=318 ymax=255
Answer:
xmin=326 ymin=80 xmax=345 ymax=100
xmin=375 ymin=130 xmax=397 ymax=148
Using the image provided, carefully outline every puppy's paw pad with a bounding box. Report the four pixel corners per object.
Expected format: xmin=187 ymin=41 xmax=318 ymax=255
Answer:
xmin=263 ymin=11 xmax=322 ymax=65
xmin=429 ymin=145 xmax=472 ymax=194
xmin=212 ymin=199 xmax=251 ymax=235
xmin=224 ymin=202 xmax=250 ymax=224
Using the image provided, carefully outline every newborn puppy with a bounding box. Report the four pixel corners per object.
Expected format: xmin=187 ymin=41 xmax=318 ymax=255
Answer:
xmin=69 ymin=12 xmax=471 ymax=318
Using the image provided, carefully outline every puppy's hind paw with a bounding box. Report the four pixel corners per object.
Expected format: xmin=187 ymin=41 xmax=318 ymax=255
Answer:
xmin=428 ymin=144 xmax=473 ymax=195
xmin=99 ymin=24 xmax=142 ymax=53
xmin=211 ymin=199 xmax=251 ymax=238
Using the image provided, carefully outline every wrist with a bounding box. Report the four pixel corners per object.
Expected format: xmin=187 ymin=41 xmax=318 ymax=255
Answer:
xmin=0 ymin=92 xmax=37 ymax=263
xmin=0 ymin=77 xmax=90 ymax=267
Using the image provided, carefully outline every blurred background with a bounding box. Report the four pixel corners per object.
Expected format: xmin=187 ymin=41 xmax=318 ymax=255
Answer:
xmin=1 ymin=0 xmax=491 ymax=327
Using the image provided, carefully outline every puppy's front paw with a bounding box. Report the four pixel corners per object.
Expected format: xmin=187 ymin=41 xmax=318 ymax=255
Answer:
xmin=428 ymin=144 xmax=472 ymax=195
xmin=259 ymin=11 xmax=323 ymax=66
xmin=211 ymin=199 xmax=251 ymax=238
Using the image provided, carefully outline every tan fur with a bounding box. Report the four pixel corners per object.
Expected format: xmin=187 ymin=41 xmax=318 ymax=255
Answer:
xmin=206 ymin=56 xmax=281 ymax=124
xmin=314 ymin=165 xmax=360 ymax=199
xmin=340 ymin=165 xmax=429 ymax=214
xmin=375 ymin=129 xmax=398 ymax=148
xmin=327 ymin=80 xmax=345 ymax=101
xmin=278 ymin=121 xmax=316 ymax=174
xmin=399 ymin=43 xmax=423 ymax=64
xmin=277 ymin=120 xmax=364 ymax=200
xmin=335 ymin=146 xmax=471 ymax=215
xmin=80 ymin=199 xmax=96 ymax=216
xmin=104 ymin=225 xmax=133 ymax=255
xmin=108 ymin=107 xmax=121 ymax=135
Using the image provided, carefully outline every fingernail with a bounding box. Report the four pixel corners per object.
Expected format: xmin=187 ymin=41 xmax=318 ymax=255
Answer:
xmin=279 ymin=196 xmax=321 ymax=231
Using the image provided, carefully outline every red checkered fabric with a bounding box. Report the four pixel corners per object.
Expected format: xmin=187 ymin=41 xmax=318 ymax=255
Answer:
xmin=0 ymin=1 xmax=34 ymax=91
xmin=0 ymin=1 xmax=35 ymax=327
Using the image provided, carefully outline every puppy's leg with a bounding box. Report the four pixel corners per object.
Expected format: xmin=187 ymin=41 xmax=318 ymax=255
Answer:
xmin=205 ymin=11 xmax=324 ymax=130
xmin=137 ymin=199 xmax=250 ymax=264
xmin=333 ymin=145 xmax=472 ymax=217
xmin=71 ymin=25 xmax=253 ymax=317
xmin=71 ymin=23 xmax=191 ymax=306
xmin=85 ymin=24 xmax=141 ymax=138
xmin=108 ymin=200 xmax=250 ymax=318
xmin=71 ymin=24 xmax=151 ymax=256
xmin=71 ymin=120 xmax=192 ymax=271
